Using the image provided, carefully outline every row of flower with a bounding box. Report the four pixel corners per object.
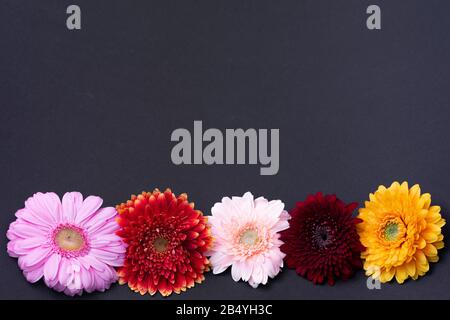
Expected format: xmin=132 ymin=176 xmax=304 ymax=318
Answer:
xmin=6 ymin=181 xmax=445 ymax=296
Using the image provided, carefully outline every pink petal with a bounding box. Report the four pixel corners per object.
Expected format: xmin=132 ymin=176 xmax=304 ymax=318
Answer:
xmin=75 ymin=196 xmax=103 ymax=225
xmin=23 ymin=266 xmax=44 ymax=283
xmin=14 ymin=237 xmax=46 ymax=250
xmin=43 ymin=192 xmax=62 ymax=222
xmin=73 ymin=275 xmax=82 ymax=290
xmin=25 ymin=193 xmax=60 ymax=224
xmin=238 ymin=260 xmax=253 ymax=281
xmin=7 ymin=241 xmax=19 ymax=257
xmin=250 ymin=264 xmax=263 ymax=286
xmin=61 ymin=192 xmax=83 ymax=223
xmin=8 ymin=239 xmax=48 ymax=256
xmin=210 ymin=252 xmax=233 ymax=274
xmin=90 ymin=249 xmax=123 ymax=266
xmin=9 ymin=221 xmax=47 ymax=238
xmin=93 ymin=243 xmax=126 ymax=254
xmin=271 ymin=219 xmax=290 ymax=233
xmin=6 ymin=226 xmax=19 ymax=241
xmin=95 ymin=265 xmax=116 ymax=282
xmin=231 ymin=264 xmax=242 ymax=282
xmin=80 ymin=266 xmax=94 ymax=292
xmin=57 ymin=257 xmax=71 ymax=286
xmin=78 ymin=255 xmax=106 ymax=271
xmin=15 ymin=209 xmax=52 ymax=229
xmin=52 ymin=282 xmax=66 ymax=293
xmin=83 ymin=207 xmax=116 ymax=229
xmin=90 ymin=234 xmax=122 ymax=245
xmin=64 ymin=287 xmax=80 ymax=296
xmin=65 ymin=260 xmax=82 ymax=292
xmin=19 ymin=246 xmax=52 ymax=268
xmin=93 ymin=274 xmax=107 ymax=291
xmin=43 ymin=253 xmax=61 ymax=281
xmin=90 ymin=221 xmax=119 ymax=236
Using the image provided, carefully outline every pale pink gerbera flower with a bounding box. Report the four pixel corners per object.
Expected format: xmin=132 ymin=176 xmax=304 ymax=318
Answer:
xmin=6 ymin=192 xmax=126 ymax=296
xmin=208 ymin=192 xmax=290 ymax=288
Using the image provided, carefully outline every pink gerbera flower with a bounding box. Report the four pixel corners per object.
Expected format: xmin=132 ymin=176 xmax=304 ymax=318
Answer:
xmin=6 ymin=192 xmax=126 ymax=296
xmin=208 ymin=192 xmax=290 ymax=288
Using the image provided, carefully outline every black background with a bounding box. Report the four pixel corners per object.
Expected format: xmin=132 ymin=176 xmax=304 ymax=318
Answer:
xmin=0 ymin=0 xmax=449 ymax=299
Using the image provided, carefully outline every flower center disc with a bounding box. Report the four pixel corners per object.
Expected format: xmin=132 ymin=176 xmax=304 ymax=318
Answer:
xmin=383 ymin=222 xmax=399 ymax=241
xmin=55 ymin=228 xmax=85 ymax=251
xmin=240 ymin=229 xmax=259 ymax=246
xmin=379 ymin=216 xmax=405 ymax=243
xmin=312 ymin=225 xmax=333 ymax=249
xmin=153 ymin=237 xmax=169 ymax=253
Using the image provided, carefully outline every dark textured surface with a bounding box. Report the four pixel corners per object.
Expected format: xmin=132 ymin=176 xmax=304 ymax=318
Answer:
xmin=0 ymin=0 xmax=449 ymax=300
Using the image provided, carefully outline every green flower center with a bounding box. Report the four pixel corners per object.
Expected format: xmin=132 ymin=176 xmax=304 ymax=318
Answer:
xmin=240 ymin=229 xmax=259 ymax=246
xmin=384 ymin=222 xmax=399 ymax=241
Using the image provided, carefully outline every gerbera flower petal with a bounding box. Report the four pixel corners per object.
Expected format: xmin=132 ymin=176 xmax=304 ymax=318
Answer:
xmin=210 ymin=252 xmax=233 ymax=274
xmin=9 ymin=238 xmax=43 ymax=254
xmin=75 ymin=196 xmax=103 ymax=224
xmin=43 ymin=253 xmax=61 ymax=281
xmin=357 ymin=181 xmax=445 ymax=283
xmin=61 ymin=192 xmax=83 ymax=223
xmin=116 ymin=188 xmax=212 ymax=296
xmin=14 ymin=208 xmax=51 ymax=229
xmin=20 ymin=246 xmax=53 ymax=268
xmin=6 ymin=192 xmax=126 ymax=295
xmin=84 ymin=207 xmax=117 ymax=230
xmin=25 ymin=192 xmax=61 ymax=224
xmin=208 ymin=192 xmax=289 ymax=288
xmin=24 ymin=266 xmax=45 ymax=283
xmin=280 ymin=192 xmax=364 ymax=285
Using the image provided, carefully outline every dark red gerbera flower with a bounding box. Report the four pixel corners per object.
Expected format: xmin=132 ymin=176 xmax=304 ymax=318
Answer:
xmin=280 ymin=192 xmax=364 ymax=285
xmin=115 ymin=188 xmax=212 ymax=296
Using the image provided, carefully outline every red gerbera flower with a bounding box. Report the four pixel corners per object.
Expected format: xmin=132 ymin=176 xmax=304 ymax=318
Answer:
xmin=280 ymin=192 xmax=364 ymax=285
xmin=115 ymin=188 xmax=212 ymax=296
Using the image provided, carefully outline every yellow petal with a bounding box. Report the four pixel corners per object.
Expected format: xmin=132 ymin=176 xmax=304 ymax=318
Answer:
xmin=426 ymin=206 xmax=441 ymax=223
xmin=400 ymin=182 xmax=409 ymax=200
xmin=419 ymin=193 xmax=431 ymax=209
xmin=417 ymin=237 xmax=427 ymax=249
xmin=436 ymin=219 xmax=446 ymax=228
xmin=422 ymin=232 xmax=438 ymax=243
xmin=405 ymin=260 xmax=416 ymax=277
xmin=390 ymin=182 xmax=401 ymax=190
xmin=434 ymin=241 xmax=444 ymax=250
xmin=418 ymin=209 xmax=428 ymax=220
xmin=424 ymin=224 xmax=441 ymax=234
xmin=416 ymin=260 xmax=430 ymax=273
xmin=415 ymin=250 xmax=427 ymax=265
xmin=380 ymin=268 xmax=395 ymax=283
xmin=395 ymin=266 xmax=408 ymax=284
xmin=409 ymin=184 xmax=421 ymax=202
xmin=423 ymin=243 xmax=438 ymax=257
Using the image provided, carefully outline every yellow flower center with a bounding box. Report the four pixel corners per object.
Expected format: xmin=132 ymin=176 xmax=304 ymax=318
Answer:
xmin=240 ymin=229 xmax=259 ymax=246
xmin=55 ymin=228 xmax=85 ymax=251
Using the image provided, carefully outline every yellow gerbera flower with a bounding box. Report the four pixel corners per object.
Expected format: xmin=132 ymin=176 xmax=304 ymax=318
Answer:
xmin=357 ymin=181 xmax=445 ymax=284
